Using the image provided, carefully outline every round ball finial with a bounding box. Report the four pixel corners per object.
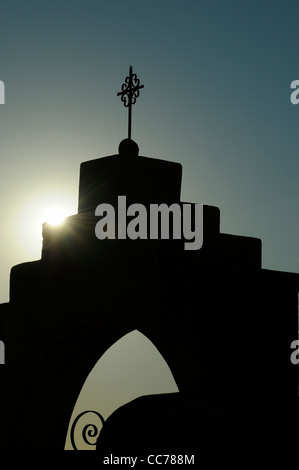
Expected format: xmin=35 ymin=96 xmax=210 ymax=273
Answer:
xmin=118 ymin=139 xmax=139 ymax=157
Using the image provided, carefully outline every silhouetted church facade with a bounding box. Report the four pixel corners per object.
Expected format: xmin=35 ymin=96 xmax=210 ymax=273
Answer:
xmin=0 ymin=138 xmax=298 ymax=452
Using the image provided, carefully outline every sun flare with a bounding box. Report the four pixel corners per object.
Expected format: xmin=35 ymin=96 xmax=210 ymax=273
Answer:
xmin=15 ymin=190 xmax=77 ymax=259
xmin=43 ymin=206 xmax=67 ymax=226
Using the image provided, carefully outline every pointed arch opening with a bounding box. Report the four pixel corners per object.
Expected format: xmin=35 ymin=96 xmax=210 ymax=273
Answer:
xmin=65 ymin=330 xmax=179 ymax=450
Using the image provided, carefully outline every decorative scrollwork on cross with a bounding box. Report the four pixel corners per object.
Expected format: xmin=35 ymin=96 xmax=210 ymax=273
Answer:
xmin=70 ymin=410 xmax=105 ymax=450
xmin=117 ymin=66 xmax=144 ymax=140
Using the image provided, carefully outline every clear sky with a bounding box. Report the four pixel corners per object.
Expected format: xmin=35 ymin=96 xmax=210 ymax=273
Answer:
xmin=0 ymin=0 xmax=298 ymax=449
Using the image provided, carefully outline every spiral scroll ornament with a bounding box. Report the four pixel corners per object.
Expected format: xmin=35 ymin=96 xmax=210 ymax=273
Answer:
xmin=70 ymin=410 xmax=105 ymax=450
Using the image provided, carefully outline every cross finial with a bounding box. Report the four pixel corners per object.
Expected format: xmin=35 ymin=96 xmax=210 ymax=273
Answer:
xmin=117 ymin=66 xmax=144 ymax=140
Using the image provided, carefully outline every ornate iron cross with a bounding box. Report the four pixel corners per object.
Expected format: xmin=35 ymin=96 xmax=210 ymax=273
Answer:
xmin=117 ymin=66 xmax=144 ymax=140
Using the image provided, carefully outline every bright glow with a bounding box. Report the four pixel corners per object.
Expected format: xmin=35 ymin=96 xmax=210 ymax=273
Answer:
xmin=43 ymin=206 xmax=67 ymax=226
xmin=14 ymin=190 xmax=77 ymax=260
